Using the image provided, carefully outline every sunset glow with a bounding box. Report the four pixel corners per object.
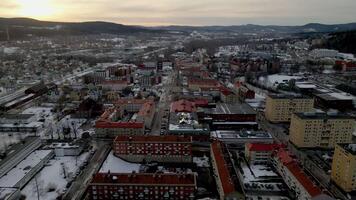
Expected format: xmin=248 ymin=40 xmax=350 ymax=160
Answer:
xmin=16 ymin=0 xmax=57 ymax=19
xmin=0 ymin=0 xmax=356 ymax=25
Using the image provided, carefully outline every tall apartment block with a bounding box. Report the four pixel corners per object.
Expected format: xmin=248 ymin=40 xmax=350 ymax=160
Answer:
xmin=265 ymin=94 xmax=314 ymax=123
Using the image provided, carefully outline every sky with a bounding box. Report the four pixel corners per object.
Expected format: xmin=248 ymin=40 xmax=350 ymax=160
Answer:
xmin=1 ymin=0 xmax=356 ymax=26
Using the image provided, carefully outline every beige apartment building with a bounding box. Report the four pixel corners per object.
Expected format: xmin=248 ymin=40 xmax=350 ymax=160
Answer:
xmin=331 ymin=144 xmax=356 ymax=192
xmin=265 ymin=94 xmax=314 ymax=123
xmin=289 ymin=112 xmax=354 ymax=148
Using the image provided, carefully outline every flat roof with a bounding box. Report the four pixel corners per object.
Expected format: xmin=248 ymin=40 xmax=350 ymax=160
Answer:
xmin=339 ymin=143 xmax=356 ymax=155
xmin=203 ymin=103 xmax=256 ymax=115
xmin=0 ymin=137 xmax=40 ymax=168
xmin=169 ymin=112 xmax=209 ymax=132
xmin=0 ymin=150 xmax=53 ymax=188
xmin=294 ymin=112 xmax=354 ymax=120
xmin=268 ymin=93 xmax=311 ymax=99
xmin=211 ymin=130 xmax=272 ymax=139
xmin=0 ymin=187 xmax=18 ymax=199
xmin=314 ymin=92 xmax=354 ymax=101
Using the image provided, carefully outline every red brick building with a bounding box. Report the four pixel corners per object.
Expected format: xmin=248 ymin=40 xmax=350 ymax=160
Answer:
xmin=210 ymin=141 xmax=244 ymax=200
xmin=87 ymin=173 xmax=197 ymax=200
xmin=238 ymin=85 xmax=255 ymax=101
xmin=272 ymin=149 xmax=326 ymax=200
xmin=114 ymin=135 xmax=193 ymax=163
xmin=245 ymin=143 xmax=283 ymax=164
xmin=95 ymin=108 xmax=144 ymax=138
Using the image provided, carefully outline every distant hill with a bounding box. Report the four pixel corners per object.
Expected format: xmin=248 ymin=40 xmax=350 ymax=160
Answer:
xmin=0 ymin=17 xmax=156 ymax=40
xmin=1 ymin=17 xmax=356 ymax=41
xmin=321 ymin=30 xmax=356 ymax=54
xmin=152 ymin=23 xmax=356 ymax=34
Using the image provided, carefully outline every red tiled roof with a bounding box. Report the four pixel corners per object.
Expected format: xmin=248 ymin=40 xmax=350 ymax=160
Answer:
xmin=211 ymin=141 xmax=235 ymax=195
xmin=285 ymin=162 xmax=322 ymax=197
xmin=115 ymin=98 xmax=149 ymax=106
xmin=275 ymin=149 xmax=322 ymax=198
xmin=97 ymin=108 xmax=118 ymax=121
xmin=114 ymin=135 xmax=192 ymax=143
xmin=171 ymin=100 xmax=196 ymax=113
xmin=95 ymin=121 xmax=144 ymax=129
xmin=188 ymin=78 xmax=220 ymax=87
xmin=91 ymin=173 xmax=196 ymax=185
xmin=137 ymin=101 xmax=155 ymax=116
xmin=276 ymin=149 xmax=294 ymax=164
xmin=193 ymin=98 xmax=209 ymax=107
xmin=219 ymin=86 xmax=233 ymax=96
xmin=247 ymin=143 xmax=282 ymax=152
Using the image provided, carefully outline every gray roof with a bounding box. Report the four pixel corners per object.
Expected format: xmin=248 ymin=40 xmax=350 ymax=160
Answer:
xmin=203 ymin=103 xmax=256 ymax=115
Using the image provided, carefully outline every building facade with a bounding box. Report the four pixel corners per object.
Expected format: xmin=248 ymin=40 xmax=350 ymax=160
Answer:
xmin=114 ymin=135 xmax=192 ymax=163
xmin=245 ymin=143 xmax=281 ymax=164
xmin=265 ymin=94 xmax=314 ymax=123
xmin=87 ymin=173 xmax=197 ymax=200
xmin=331 ymin=144 xmax=356 ymax=192
xmin=289 ymin=112 xmax=354 ymax=148
xmin=210 ymin=141 xmax=244 ymax=200
xmin=272 ymin=149 xmax=323 ymax=200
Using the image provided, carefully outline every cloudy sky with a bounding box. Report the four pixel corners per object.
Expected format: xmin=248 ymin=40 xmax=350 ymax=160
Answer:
xmin=1 ymin=0 xmax=356 ymax=26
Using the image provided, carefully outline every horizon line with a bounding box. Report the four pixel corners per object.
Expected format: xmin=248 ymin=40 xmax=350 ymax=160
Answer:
xmin=1 ymin=16 xmax=356 ymax=28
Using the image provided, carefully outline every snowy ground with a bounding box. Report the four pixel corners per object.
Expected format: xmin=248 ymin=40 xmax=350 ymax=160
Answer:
xmin=49 ymin=115 xmax=87 ymax=139
xmin=21 ymin=152 xmax=90 ymax=200
xmin=100 ymin=151 xmax=141 ymax=173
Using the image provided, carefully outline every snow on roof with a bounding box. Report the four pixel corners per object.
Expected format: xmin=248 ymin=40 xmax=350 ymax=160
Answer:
xmin=0 ymin=150 xmax=53 ymax=188
xmin=259 ymin=74 xmax=302 ymax=88
xmin=327 ymin=92 xmax=354 ymax=100
xmin=0 ymin=187 xmax=18 ymax=199
xmin=296 ymin=83 xmax=317 ymax=89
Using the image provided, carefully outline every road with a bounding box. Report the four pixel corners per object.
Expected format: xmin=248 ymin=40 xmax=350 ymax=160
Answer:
xmin=150 ymin=71 xmax=176 ymax=135
xmin=63 ymin=140 xmax=111 ymax=200
xmin=257 ymin=112 xmax=289 ymax=144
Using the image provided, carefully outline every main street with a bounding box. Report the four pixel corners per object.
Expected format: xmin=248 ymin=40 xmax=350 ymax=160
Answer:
xmin=63 ymin=140 xmax=111 ymax=200
xmin=150 ymin=71 xmax=176 ymax=135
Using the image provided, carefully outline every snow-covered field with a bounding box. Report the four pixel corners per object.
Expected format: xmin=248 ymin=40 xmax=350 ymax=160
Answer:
xmin=100 ymin=151 xmax=141 ymax=173
xmin=21 ymin=152 xmax=90 ymax=200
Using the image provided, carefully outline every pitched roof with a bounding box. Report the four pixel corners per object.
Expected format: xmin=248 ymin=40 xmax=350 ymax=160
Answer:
xmin=246 ymin=143 xmax=282 ymax=152
xmin=211 ymin=141 xmax=235 ymax=195
xmin=285 ymin=162 xmax=322 ymax=197
xmin=275 ymin=149 xmax=322 ymax=198
xmin=171 ymin=100 xmax=196 ymax=113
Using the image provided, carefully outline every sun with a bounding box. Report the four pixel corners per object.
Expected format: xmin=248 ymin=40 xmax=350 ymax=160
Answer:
xmin=16 ymin=0 xmax=57 ymax=19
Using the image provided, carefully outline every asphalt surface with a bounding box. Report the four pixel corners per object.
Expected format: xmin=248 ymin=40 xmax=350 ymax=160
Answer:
xmin=151 ymin=71 xmax=176 ymax=135
xmin=63 ymin=140 xmax=111 ymax=200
